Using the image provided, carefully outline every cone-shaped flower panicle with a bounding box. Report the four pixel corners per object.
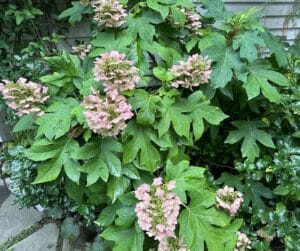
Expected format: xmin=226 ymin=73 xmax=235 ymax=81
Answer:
xmin=135 ymin=178 xmax=181 ymax=243
xmin=181 ymin=8 xmax=202 ymax=34
xmin=72 ymin=43 xmax=92 ymax=60
xmin=92 ymin=0 xmax=127 ymax=27
xmin=216 ymin=185 xmax=244 ymax=216
xmin=81 ymin=88 xmax=133 ymax=136
xmin=235 ymin=231 xmax=251 ymax=251
xmin=0 ymin=78 xmax=49 ymax=117
xmin=158 ymin=237 xmax=188 ymax=251
xmin=170 ymin=54 xmax=211 ymax=89
xmin=94 ymin=51 xmax=140 ymax=99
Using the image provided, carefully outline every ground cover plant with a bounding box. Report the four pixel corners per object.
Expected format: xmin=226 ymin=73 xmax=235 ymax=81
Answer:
xmin=0 ymin=0 xmax=299 ymax=250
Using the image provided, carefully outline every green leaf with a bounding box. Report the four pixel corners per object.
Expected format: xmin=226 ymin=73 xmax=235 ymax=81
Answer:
xmin=153 ymin=67 xmax=173 ymax=82
xmin=0 ymin=39 xmax=9 ymax=49
xmin=127 ymin=15 xmax=155 ymax=42
xmin=140 ymin=40 xmax=182 ymax=67
xmin=122 ymin=164 xmax=140 ymax=180
xmin=26 ymin=138 xmax=62 ymax=161
xmin=179 ymin=190 xmax=242 ymax=251
xmin=233 ymin=31 xmax=265 ymax=63
xmin=187 ymin=91 xmax=228 ymax=140
xmin=262 ymin=32 xmax=288 ymax=67
xmin=28 ymin=137 xmax=81 ymax=184
xmin=107 ymin=176 xmax=130 ymax=202
xmin=158 ymin=96 xmax=191 ymax=138
xmin=77 ymin=138 xmax=123 ymax=185
xmin=43 ymin=52 xmax=81 ymax=77
xmin=15 ymin=14 xmax=24 ymax=25
xmin=129 ymin=90 xmax=161 ymax=125
xmin=32 ymin=157 xmax=63 ymax=184
xmin=200 ymin=33 xmax=241 ymax=88
xmin=225 ymin=120 xmax=275 ymax=162
xmin=122 ymin=122 xmax=161 ymax=172
xmin=101 ymin=225 xmax=144 ymax=251
xmin=91 ymin=30 xmax=134 ymax=55
xmin=244 ymin=63 xmax=289 ymax=103
xmin=146 ymin=0 xmax=170 ymax=19
xmin=35 ymin=98 xmax=78 ymax=140
xmin=170 ymin=6 xmax=186 ymax=27
xmin=96 ymin=205 xmax=117 ymax=227
xmin=13 ymin=114 xmax=34 ymax=132
xmin=65 ymin=178 xmax=85 ymax=202
xmin=118 ymin=193 xmax=137 ymax=206
xmin=40 ymin=72 xmax=72 ymax=87
xmin=201 ymin=0 xmax=232 ymax=19
xmin=166 ymin=160 xmax=206 ymax=203
xmin=246 ymin=182 xmax=274 ymax=209
xmin=115 ymin=206 xmax=136 ymax=227
xmin=58 ymin=1 xmax=91 ymax=25
xmin=63 ymin=158 xmax=81 ymax=185
xmin=274 ymin=185 xmax=290 ymax=196
xmin=185 ymin=37 xmax=198 ymax=52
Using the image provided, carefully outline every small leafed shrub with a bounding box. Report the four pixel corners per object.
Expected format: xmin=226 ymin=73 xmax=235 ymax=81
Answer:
xmin=0 ymin=0 xmax=299 ymax=250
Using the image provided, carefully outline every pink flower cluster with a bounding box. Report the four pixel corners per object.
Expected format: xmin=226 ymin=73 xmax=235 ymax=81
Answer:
xmin=81 ymin=88 xmax=133 ymax=136
xmin=216 ymin=186 xmax=244 ymax=216
xmin=135 ymin=177 xmax=181 ymax=244
xmin=92 ymin=0 xmax=127 ymax=28
xmin=94 ymin=51 xmax=140 ymax=99
xmin=0 ymin=78 xmax=49 ymax=117
xmin=82 ymin=51 xmax=138 ymax=136
xmin=170 ymin=54 xmax=212 ymax=89
xmin=235 ymin=231 xmax=251 ymax=251
xmin=72 ymin=43 xmax=92 ymax=60
xmin=181 ymin=8 xmax=202 ymax=34
xmin=158 ymin=237 xmax=188 ymax=251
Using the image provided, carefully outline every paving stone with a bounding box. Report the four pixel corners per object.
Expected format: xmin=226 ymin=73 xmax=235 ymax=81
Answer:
xmin=0 ymin=195 xmax=42 ymax=243
xmin=62 ymin=231 xmax=88 ymax=251
xmin=0 ymin=186 xmax=10 ymax=206
xmin=12 ymin=224 xmax=59 ymax=251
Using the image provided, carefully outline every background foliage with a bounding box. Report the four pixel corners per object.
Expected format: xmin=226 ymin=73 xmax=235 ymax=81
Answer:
xmin=0 ymin=0 xmax=299 ymax=250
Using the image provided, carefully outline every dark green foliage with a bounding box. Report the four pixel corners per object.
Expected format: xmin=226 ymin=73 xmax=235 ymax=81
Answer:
xmin=1 ymin=0 xmax=299 ymax=250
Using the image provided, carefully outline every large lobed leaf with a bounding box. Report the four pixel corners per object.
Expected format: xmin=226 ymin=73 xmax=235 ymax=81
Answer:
xmin=122 ymin=122 xmax=161 ymax=172
xmin=26 ymin=137 xmax=81 ymax=184
xmin=101 ymin=224 xmax=144 ymax=251
xmin=76 ymin=138 xmax=123 ymax=186
xmin=179 ymin=190 xmax=242 ymax=251
xmin=199 ymin=33 xmax=241 ymax=88
xmin=166 ymin=160 xmax=206 ymax=203
xmin=225 ymin=120 xmax=276 ymax=162
xmin=244 ymin=63 xmax=289 ymax=103
xmin=35 ymin=98 xmax=79 ymax=140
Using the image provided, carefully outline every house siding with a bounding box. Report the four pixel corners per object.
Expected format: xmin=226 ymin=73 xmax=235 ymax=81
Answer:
xmin=224 ymin=0 xmax=300 ymax=43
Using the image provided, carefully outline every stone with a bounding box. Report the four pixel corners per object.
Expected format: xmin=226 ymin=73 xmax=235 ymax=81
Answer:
xmin=0 ymin=185 xmax=10 ymax=206
xmin=0 ymin=195 xmax=42 ymax=243
xmin=62 ymin=231 xmax=88 ymax=251
xmin=12 ymin=224 xmax=59 ymax=251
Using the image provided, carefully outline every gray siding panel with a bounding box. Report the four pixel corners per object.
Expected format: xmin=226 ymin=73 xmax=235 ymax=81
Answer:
xmin=224 ymin=0 xmax=300 ymax=43
xmin=225 ymin=3 xmax=293 ymax=16
xmin=60 ymin=1 xmax=299 ymax=44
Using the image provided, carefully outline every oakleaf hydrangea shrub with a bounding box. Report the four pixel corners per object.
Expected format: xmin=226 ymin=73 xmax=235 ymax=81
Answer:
xmin=0 ymin=0 xmax=298 ymax=250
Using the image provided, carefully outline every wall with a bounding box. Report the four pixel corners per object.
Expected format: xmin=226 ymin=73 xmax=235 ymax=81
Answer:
xmin=59 ymin=1 xmax=299 ymax=49
xmin=224 ymin=0 xmax=300 ymax=44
